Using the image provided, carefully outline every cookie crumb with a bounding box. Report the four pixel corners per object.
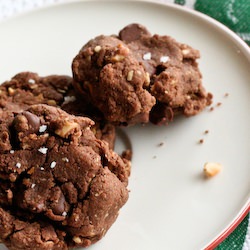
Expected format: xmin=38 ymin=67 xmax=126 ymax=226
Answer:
xmin=224 ymin=93 xmax=229 ymax=97
xmin=199 ymin=139 xmax=204 ymax=144
xmin=216 ymin=102 xmax=222 ymax=107
xmin=38 ymin=147 xmax=48 ymax=155
xmin=204 ymin=130 xmax=209 ymax=134
xmin=39 ymin=125 xmax=47 ymax=133
xmin=157 ymin=142 xmax=164 ymax=147
xmin=203 ymin=162 xmax=222 ymax=177
xmin=153 ymin=156 xmax=156 ymax=159
xmin=50 ymin=161 xmax=57 ymax=169
xmin=209 ymin=107 xmax=214 ymax=111
xmin=15 ymin=162 xmax=21 ymax=168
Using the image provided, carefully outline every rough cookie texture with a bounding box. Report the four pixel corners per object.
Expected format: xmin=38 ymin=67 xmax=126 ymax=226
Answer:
xmin=0 ymin=104 xmax=130 ymax=250
xmin=0 ymin=72 xmax=116 ymax=149
xmin=119 ymin=23 xmax=213 ymax=125
xmin=72 ymin=23 xmax=212 ymax=125
xmin=72 ymin=35 xmax=156 ymax=125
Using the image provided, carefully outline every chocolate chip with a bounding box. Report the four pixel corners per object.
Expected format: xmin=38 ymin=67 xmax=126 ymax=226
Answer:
xmin=51 ymin=192 xmax=66 ymax=215
xmin=119 ymin=23 xmax=151 ymax=43
xmin=22 ymin=111 xmax=40 ymax=133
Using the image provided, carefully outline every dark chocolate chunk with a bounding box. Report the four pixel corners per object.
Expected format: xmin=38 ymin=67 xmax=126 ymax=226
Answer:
xmin=118 ymin=23 xmax=151 ymax=43
xmin=22 ymin=111 xmax=40 ymax=133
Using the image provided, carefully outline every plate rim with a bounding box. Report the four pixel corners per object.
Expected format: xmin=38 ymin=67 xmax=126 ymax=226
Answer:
xmin=0 ymin=0 xmax=249 ymax=249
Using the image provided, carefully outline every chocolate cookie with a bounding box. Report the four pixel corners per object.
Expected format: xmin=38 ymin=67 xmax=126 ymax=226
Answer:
xmin=72 ymin=24 xmax=212 ymax=125
xmin=0 ymin=104 xmax=130 ymax=249
xmin=72 ymin=35 xmax=156 ymax=125
xmin=0 ymin=72 xmax=116 ymax=149
xmin=119 ymin=23 xmax=213 ymax=125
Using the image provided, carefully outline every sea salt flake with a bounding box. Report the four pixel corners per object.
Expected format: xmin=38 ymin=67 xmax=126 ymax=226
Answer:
xmin=160 ymin=56 xmax=169 ymax=63
xmin=50 ymin=161 xmax=56 ymax=169
xmin=31 ymin=184 xmax=36 ymax=189
xmin=28 ymin=79 xmax=36 ymax=84
xmin=10 ymin=150 xmax=15 ymax=154
xmin=143 ymin=52 xmax=151 ymax=60
xmin=64 ymin=96 xmax=76 ymax=105
xmin=62 ymin=211 xmax=67 ymax=216
xmin=16 ymin=162 xmax=21 ymax=168
xmin=38 ymin=147 xmax=48 ymax=154
xmin=40 ymin=167 xmax=45 ymax=171
xmin=39 ymin=125 xmax=47 ymax=133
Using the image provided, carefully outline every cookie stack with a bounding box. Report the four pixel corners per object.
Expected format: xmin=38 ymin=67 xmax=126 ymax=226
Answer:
xmin=0 ymin=24 xmax=212 ymax=250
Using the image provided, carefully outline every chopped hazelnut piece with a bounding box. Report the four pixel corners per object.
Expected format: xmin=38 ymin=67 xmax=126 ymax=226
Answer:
xmin=144 ymin=72 xmax=150 ymax=86
xmin=182 ymin=49 xmax=190 ymax=55
xmin=127 ymin=70 xmax=134 ymax=81
xmin=8 ymin=87 xmax=16 ymax=95
xmin=47 ymin=100 xmax=57 ymax=106
xmin=29 ymin=84 xmax=38 ymax=89
xmin=55 ymin=120 xmax=79 ymax=138
xmin=73 ymin=236 xmax=82 ymax=244
xmin=94 ymin=45 xmax=102 ymax=53
xmin=111 ymin=54 xmax=125 ymax=62
xmin=203 ymin=162 xmax=222 ymax=177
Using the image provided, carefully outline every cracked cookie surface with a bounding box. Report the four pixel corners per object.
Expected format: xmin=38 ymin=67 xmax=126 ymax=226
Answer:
xmin=0 ymin=104 xmax=130 ymax=249
xmin=0 ymin=72 xmax=116 ymax=149
xmin=72 ymin=23 xmax=212 ymax=125
xmin=119 ymin=23 xmax=213 ymax=125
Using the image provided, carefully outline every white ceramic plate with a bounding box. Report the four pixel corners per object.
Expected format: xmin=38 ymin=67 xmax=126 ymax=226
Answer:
xmin=0 ymin=1 xmax=249 ymax=250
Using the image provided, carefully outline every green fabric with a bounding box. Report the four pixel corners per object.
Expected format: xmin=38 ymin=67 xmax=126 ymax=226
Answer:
xmin=195 ymin=0 xmax=250 ymax=45
xmin=174 ymin=0 xmax=186 ymax=5
xmin=215 ymin=213 xmax=249 ymax=249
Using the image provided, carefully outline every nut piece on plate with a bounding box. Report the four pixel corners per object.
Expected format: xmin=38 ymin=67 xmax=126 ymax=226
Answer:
xmin=0 ymin=104 xmax=130 ymax=250
xmin=0 ymin=72 xmax=116 ymax=149
xmin=203 ymin=162 xmax=222 ymax=177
